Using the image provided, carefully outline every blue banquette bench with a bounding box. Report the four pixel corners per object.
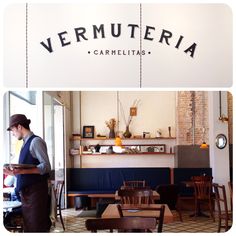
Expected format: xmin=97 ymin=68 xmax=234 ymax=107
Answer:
xmin=67 ymin=167 xmax=171 ymax=195
xmin=66 ymin=167 xmax=212 ymax=208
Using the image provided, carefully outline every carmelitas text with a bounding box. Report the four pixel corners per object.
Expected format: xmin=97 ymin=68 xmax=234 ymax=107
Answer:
xmin=90 ymin=50 xmax=146 ymax=56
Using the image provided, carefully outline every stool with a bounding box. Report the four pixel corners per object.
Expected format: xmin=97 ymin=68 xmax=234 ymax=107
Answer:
xmin=74 ymin=196 xmax=91 ymax=210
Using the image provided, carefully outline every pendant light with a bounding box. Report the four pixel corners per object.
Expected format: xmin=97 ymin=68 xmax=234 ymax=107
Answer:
xmin=200 ymin=91 xmax=208 ymax=149
xmin=191 ymin=91 xmax=196 ymax=145
xmin=218 ymin=91 xmax=228 ymax=122
xmin=200 ymin=141 xmax=208 ymax=149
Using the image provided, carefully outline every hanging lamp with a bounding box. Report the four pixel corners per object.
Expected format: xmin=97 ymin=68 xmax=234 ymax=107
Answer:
xmin=200 ymin=141 xmax=208 ymax=149
xmin=200 ymin=92 xmax=208 ymax=149
xmin=218 ymin=91 xmax=229 ymax=122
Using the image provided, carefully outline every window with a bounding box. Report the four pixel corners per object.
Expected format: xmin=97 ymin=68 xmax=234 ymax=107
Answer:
xmin=8 ymin=91 xmax=38 ymax=164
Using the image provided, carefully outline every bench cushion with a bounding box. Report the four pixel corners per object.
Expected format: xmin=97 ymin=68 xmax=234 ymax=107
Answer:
xmin=67 ymin=167 xmax=171 ymax=193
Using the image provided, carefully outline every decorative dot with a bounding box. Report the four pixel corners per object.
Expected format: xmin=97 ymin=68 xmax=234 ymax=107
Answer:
xmin=88 ymin=51 xmax=91 ymax=54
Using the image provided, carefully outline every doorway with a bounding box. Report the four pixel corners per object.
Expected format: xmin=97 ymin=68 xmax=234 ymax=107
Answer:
xmin=44 ymin=92 xmax=65 ymax=207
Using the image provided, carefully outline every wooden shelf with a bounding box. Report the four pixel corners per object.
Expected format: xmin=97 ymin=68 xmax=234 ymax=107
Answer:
xmin=71 ymin=137 xmax=176 ymax=141
xmin=70 ymin=135 xmax=176 ymax=168
xmin=70 ymin=136 xmax=82 ymax=141
xmin=81 ymin=152 xmax=175 ymax=156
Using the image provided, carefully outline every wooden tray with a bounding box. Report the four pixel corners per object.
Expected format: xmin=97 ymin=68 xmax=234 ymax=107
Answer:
xmin=4 ymin=163 xmax=36 ymax=169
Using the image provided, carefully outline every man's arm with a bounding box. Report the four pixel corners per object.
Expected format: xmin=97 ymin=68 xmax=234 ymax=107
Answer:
xmin=4 ymin=137 xmax=51 ymax=176
xmin=30 ymin=137 xmax=51 ymax=175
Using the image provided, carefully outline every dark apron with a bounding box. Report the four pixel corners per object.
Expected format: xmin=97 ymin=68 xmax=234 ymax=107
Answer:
xmin=21 ymin=180 xmax=51 ymax=232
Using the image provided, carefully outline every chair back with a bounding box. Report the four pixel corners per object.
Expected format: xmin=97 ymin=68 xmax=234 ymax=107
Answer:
xmin=191 ymin=175 xmax=213 ymax=182
xmin=213 ymin=183 xmax=229 ymax=215
xmin=50 ymin=180 xmax=64 ymax=207
xmin=123 ymin=180 xmax=146 ymax=188
xmin=213 ymin=183 xmax=232 ymax=232
xmin=85 ymin=217 xmax=157 ymax=232
xmin=118 ymin=189 xmax=154 ymax=204
xmin=50 ymin=180 xmax=65 ymax=230
xmin=191 ymin=176 xmax=213 ymax=200
xmin=4 ymin=209 xmax=24 ymax=232
xmin=228 ymin=181 xmax=233 ymax=212
xmin=117 ymin=204 xmax=165 ymax=232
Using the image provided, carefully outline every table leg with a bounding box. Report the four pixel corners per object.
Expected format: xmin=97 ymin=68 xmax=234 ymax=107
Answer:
xmin=189 ymin=202 xmax=209 ymax=218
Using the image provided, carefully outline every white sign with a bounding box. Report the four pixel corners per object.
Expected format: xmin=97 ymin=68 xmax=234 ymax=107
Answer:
xmin=4 ymin=4 xmax=232 ymax=87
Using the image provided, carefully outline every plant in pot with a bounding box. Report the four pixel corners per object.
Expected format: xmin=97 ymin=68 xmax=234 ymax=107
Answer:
xmin=119 ymin=99 xmax=141 ymax=138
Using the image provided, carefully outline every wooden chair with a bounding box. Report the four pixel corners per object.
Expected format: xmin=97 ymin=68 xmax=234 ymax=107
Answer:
xmin=155 ymin=184 xmax=182 ymax=221
xmin=123 ymin=180 xmax=146 ymax=188
xmin=191 ymin=176 xmax=215 ymax=221
xmin=228 ymin=181 xmax=233 ymax=212
xmin=117 ymin=204 xmax=165 ymax=232
xmin=4 ymin=209 xmax=24 ymax=232
xmin=118 ymin=189 xmax=154 ymax=204
xmin=50 ymin=180 xmax=65 ymax=231
xmin=85 ymin=217 xmax=157 ymax=232
xmin=213 ymin=183 xmax=232 ymax=232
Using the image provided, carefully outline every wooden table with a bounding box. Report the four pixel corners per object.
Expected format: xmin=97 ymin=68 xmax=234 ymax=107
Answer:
xmin=87 ymin=190 xmax=160 ymax=207
xmin=68 ymin=191 xmax=160 ymax=208
xmin=117 ymin=190 xmax=160 ymax=201
xmin=3 ymin=201 xmax=22 ymax=215
xmin=102 ymin=204 xmax=173 ymax=224
xmin=68 ymin=191 xmax=159 ymax=199
xmin=3 ymin=201 xmax=22 ymax=210
xmin=88 ymin=190 xmax=160 ymax=200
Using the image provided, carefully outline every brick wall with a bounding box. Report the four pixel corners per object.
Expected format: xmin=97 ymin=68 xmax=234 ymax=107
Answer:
xmin=176 ymin=91 xmax=209 ymax=145
xmin=227 ymin=92 xmax=233 ymax=144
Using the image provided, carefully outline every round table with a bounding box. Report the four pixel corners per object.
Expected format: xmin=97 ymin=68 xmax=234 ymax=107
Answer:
xmin=3 ymin=201 xmax=23 ymax=232
xmin=3 ymin=201 xmax=22 ymax=212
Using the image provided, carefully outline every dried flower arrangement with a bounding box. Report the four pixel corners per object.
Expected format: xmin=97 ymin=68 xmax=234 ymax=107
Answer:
xmin=105 ymin=118 xmax=116 ymax=130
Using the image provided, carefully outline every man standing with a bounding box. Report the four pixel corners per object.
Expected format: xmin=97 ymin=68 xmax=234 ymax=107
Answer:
xmin=4 ymin=114 xmax=52 ymax=232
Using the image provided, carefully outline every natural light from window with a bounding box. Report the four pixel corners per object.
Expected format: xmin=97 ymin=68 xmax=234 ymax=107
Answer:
xmin=9 ymin=92 xmax=38 ymax=164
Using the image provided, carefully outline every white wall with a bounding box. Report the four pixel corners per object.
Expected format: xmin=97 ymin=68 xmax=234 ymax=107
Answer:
xmin=82 ymin=155 xmax=175 ymax=168
xmin=208 ymin=92 xmax=230 ymax=200
xmin=79 ymin=91 xmax=176 ymax=138
xmin=4 ymin=4 xmax=232 ymax=87
xmin=81 ymin=91 xmax=117 ymax=136
xmin=72 ymin=92 xmax=81 ymax=135
xmin=72 ymin=91 xmax=176 ymax=168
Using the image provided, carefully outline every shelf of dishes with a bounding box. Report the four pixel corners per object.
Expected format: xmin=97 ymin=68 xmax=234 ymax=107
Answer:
xmin=70 ymin=144 xmax=175 ymax=156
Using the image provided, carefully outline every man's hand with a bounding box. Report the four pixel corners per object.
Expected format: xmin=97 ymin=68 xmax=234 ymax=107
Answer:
xmin=3 ymin=167 xmax=15 ymax=176
xmin=11 ymin=168 xmax=24 ymax=175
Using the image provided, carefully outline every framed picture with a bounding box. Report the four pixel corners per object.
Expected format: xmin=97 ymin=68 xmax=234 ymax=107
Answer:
xmin=83 ymin=126 xmax=95 ymax=138
xmin=130 ymin=107 xmax=137 ymax=116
